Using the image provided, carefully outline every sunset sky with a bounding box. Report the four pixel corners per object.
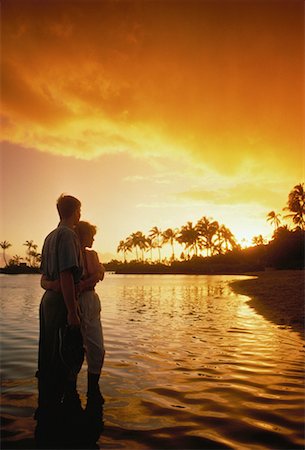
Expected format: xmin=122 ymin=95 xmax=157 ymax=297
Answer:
xmin=1 ymin=0 xmax=304 ymax=263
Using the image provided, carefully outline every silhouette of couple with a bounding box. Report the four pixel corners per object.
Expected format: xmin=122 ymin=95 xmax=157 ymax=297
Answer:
xmin=35 ymin=194 xmax=105 ymax=448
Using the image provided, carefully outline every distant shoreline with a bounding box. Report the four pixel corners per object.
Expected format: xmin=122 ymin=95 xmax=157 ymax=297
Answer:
xmin=0 ymin=267 xmax=40 ymax=275
xmin=230 ymin=270 xmax=305 ymax=339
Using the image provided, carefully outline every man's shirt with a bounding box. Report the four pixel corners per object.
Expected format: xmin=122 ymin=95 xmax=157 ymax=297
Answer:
xmin=41 ymin=224 xmax=83 ymax=283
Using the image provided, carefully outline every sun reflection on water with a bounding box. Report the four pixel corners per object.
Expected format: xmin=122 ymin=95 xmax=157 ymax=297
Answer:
xmin=1 ymin=274 xmax=304 ymax=450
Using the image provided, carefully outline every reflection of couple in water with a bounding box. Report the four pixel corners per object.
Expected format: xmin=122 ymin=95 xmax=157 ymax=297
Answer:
xmin=35 ymin=194 xmax=105 ymax=448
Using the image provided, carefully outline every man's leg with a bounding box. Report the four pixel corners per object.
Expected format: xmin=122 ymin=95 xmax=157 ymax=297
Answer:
xmin=37 ymin=292 xmax=67 ymax=415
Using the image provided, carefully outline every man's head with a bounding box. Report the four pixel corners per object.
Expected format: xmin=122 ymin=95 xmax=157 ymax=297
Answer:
xmin=57 ymin=194 xmax=81 ymax=224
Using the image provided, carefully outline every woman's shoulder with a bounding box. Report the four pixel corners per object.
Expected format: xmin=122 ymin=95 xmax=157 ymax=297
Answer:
xmin=85 ymin=249 xmax=99 ymax=263
xmin=85 ymin=248 xmax=98 ymax=257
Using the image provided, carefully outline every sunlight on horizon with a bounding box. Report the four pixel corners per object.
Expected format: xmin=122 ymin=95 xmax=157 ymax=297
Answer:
xmin=1 ymin=0 xmax=303 ymax=263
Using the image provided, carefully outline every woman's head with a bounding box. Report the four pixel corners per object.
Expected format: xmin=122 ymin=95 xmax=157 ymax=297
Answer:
xmin=75 ymin=221 xmax=97 ymax=248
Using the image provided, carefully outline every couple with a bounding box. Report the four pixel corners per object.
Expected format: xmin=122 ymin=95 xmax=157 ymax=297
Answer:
xmin=36 ymin=194 xmax=105 ymax=436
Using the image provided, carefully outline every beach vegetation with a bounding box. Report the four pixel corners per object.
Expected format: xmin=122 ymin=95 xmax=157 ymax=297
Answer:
xmin=283 ymin=183 xmax=305 ymax=230
xmin=162 ymin=228 xmax=178 ymax=261
xmin=23 ymin=240 xmax=41 ymax=267
xmin=1 ymin=183 xmax=304 ymax=274
xmin=8 ymin=255 xmax=24 ymax=266
xmin=110 ymin=182 xmax=304 ymax=274
xmin=0 ymin=240 xmax=12 ymax=267
xmin=266 ymin=211 xmax=281 ymax=231
xmin=149 ymin=226 xmax=163 ymax=262
xmin=252 ymin=235 xmax=266 ymax=246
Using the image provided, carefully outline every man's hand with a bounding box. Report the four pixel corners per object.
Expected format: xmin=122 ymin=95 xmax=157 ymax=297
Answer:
xmin=67 ymin=310 xmax=81 ymax=328
xmin=60 ymin=270 xmax=80 ymax=328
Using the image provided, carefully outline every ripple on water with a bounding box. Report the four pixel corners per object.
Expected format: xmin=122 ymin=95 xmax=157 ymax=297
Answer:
xmin=1 ymin=274 xmax=304 ymax=450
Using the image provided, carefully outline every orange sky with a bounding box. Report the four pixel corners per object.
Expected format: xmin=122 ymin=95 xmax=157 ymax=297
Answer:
xmin=1 ymin=0 xmax=304 ymax=263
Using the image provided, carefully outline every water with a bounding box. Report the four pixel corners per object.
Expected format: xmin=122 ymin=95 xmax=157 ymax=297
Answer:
xmin=1 ymin=273 xmax=304 ymax=449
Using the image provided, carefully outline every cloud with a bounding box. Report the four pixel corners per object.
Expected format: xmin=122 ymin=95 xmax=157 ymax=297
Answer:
xmin=176 ymin=183 xmax=287 ymax=209
xmin=124 ymin=173 xmax=171 ymax=184
xmin=1 ymin=0 xmax=303 ymax=178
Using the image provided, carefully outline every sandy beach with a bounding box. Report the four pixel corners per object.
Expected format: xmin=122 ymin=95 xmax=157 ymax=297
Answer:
xmin=231 ymin=270 xmax=305 ymax=339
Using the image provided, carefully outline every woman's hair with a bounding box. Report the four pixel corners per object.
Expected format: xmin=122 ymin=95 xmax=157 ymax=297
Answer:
xmin=75 ymin=221 xmax=97 ymax=241
xmin=57 ymin=194 xmax=81 ymax=220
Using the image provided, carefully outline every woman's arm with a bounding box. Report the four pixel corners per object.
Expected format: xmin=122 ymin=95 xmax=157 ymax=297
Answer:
xmin=92 ymin=251 xmax=105 ymax=281
xmin=98 ymin=262 xmax=105 ymax=281
xmin=78 ymin=250 xmax=104 ymax=292
xmin=87 ymin=250 xmax=105 ymax=281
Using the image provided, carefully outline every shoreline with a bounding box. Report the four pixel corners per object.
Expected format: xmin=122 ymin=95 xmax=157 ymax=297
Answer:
xmin=230 ymin=270 xmax=304 ymax=339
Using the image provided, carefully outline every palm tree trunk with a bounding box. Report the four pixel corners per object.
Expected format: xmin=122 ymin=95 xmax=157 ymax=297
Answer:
xmin=171 ymin=243 xmax=175 ymax=260
xmin=3 ymin=250 xmax=7 ymax=266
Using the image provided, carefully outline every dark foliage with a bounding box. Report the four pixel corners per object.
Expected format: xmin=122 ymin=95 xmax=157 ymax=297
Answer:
xmin=106 ymin=229 xmax=304 ymax=274
xmin=266 ymin=227 xmax=304 ymax=269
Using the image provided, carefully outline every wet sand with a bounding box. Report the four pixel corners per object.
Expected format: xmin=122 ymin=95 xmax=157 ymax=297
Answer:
xmin=231 ymin=270 xmax=305 ymax=339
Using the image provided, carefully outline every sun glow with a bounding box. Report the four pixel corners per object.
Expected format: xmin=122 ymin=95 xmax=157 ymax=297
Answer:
xmin=1 ymin=0 xmax=303 ymax=263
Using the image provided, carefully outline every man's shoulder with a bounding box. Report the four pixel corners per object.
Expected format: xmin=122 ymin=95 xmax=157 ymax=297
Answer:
xmin=44 ymin=226 xmax=77 ymax=246
xmin=58 ymin=225 xmax=77 ymax=238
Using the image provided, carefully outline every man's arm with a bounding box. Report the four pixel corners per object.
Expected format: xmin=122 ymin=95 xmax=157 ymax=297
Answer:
xmin=78 ymin=272 xmax=100 ymax=292
xmin=41 ymin=275 xmax=61 ymax=292
xmin=60 ymin=270 xmax=80 ymax=327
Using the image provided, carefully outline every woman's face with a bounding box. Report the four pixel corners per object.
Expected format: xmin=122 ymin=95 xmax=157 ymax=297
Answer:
xmin=82 ymin=232 xmax=94 ymax=248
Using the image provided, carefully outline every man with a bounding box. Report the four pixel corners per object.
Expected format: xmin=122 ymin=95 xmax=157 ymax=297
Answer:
xmin=36 ymin=194 xmax=83 ymax=419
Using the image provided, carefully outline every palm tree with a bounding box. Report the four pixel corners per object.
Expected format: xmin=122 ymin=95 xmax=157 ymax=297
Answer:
xmin=196 ymin=216 xmax=219 ymax=256
xmin=145 ymin=237 xmax=154 ymax=261
xmin=219 ymin=225 xmax=238 ymax=253
xmin=117 ymin=240 xmax=125 ymax=261
xmin=162 ymin=228 xmax=177 ymax=261
xmin=213 ymin=224 xmax=236 ymax=254
xmin=138 ymin=232 xmax=149 ymax=261
xmin=9 ymin=255 xmax=23 ymax=266
xmin=30 ymin=249 xmax=41 ymax=268
xmin=252 ymin=235 xmax=265 ymax=246
xmin=149 ymin=226 xmax=163 ymax=262
xmin=129 ymin=231 xmax=147 ymax=261
xmin=267 ymin=211 xmax=281 ymax=231
xmin=177 ymin=222 xmax=200 ymax=258
xmin=283 ymin=183 xmax=305 ymax=230
xmin=23 ymin=240 xmax=38 ymax=266
xmin=0 ymin=240 xmax=12 ymax=267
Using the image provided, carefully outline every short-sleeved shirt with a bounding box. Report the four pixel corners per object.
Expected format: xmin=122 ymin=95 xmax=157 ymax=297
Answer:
xmin=40 ymin=224 xmax=83 ymax=283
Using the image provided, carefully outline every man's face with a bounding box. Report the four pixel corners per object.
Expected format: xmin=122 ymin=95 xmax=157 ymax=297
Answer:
xmin=74 ymin=206 xmax=81 ymax=225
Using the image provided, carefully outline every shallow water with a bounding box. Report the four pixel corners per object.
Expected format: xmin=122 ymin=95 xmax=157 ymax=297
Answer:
xmin=1 ymin=273 xmax=304 ymax=449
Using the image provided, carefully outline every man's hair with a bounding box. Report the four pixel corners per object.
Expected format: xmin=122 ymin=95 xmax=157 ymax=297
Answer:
xmin=57 ymin=194 xmax=81 ymax=220
xmin=75 ymin=221 xmax=97 ymax=241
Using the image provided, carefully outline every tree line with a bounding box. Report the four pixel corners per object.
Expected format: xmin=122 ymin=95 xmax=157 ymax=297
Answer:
xmin=117 ymin=219 xmax=238 ymax=263
xmin=116 ymin=183 xmax=305 ymax=263
xmin=1 ymin=183 xmax=304 ymax=269
xmin=0 ymin=240 xmax=41 ymax=268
